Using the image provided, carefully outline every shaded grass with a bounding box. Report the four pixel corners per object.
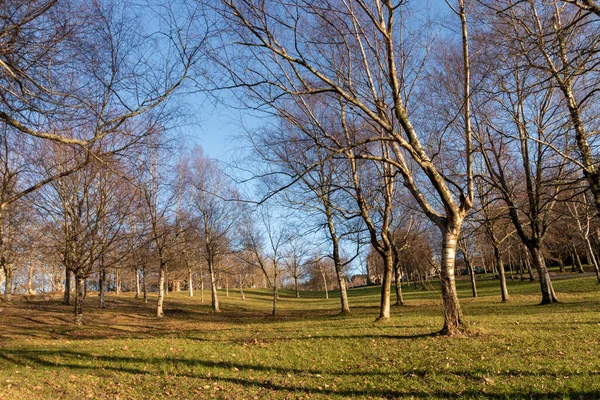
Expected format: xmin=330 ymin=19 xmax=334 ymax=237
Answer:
xmin=0 ymin=276 xmax=599 ymax=399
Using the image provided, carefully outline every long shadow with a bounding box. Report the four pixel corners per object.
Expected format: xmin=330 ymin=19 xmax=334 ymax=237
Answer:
xmin=3 ymin=349 xmax=600 ymax=380
xmin=1 ymin=350 xmax=599 ymax=399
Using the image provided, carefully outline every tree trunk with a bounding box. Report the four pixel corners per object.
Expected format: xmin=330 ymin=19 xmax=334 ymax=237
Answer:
xmin=295 ymin=276 xmax=299 ymax=298
xmin=142 ymin=266 xmax=148 ymax=303
xmin=189 ymin=268 xmax=194 ymax=297
xmin=164 ymin=265 xmax=169 ymax=296
xmin=526 ymin=256 xmax=536 ymax=281
xmin=239 ymin=278 xmax=245 ymax=300
xmin=272 ymin=267 xmax=278 ymax=316
xmin=508 ymin=259 xmax=515 ymax=281
xmin=74 ymin=276 xmax=85 ymax=325
xmin=494 ymin=247 xmax=509 ymax=303
xmin=439 ymin=227 xmax=466 ymax=335
xmin=558 ymin=257 xmax=565 ymax=273
xmin=321 ymin=269 xmax=329 ymax=300
xmin=464 ymin=254 xmax=477 ymax=298
xmin=366 ymin=259 xmax=374 ymax=286
xmin=157 ymin=263 xmax=165 ymax=317
xmin=26 ymin=261 xmax=35 ymax=295
xmin=4 ymin=265 xmax=13 ymax=302
xmin=201 ymin=272 xmax=205 ymax=303
xmin=479 ymin=249 xmax=488 ymax=274
xmin=99 ymin=269 xmax=106 ymax=308
xmin=584 ymin=238 xmax=600 ymax=283
xmin=573 ymin=248 xmax=584 ymax=273
xmin=208 ymin=261 xmax=219 ymax=312
xmin=135 ymin=268 xmax=141 ymax=299
xmin=394 ymin=264 xmax=404 ymax=306
xmin=529 ymin=246 xmax=558 ymax=304
xmin=226 ymin=275 xmax=229 ymax=297
xmin=327 ymin=214 xmax=350 ymax=313
xmin=377 ymin=252 xmax=393 ymax=320
xmin=336 ymin=265 xmax=350 ymax=313
xmin=83 ymin=278 xmax=87 ymax=299
xmin=116 ymin=268 xmax=121 ymax=296
xmin=63 ymin=268 xmax=71 ymax=305
xmin=518 ymin=259 xmax=524 ymax=281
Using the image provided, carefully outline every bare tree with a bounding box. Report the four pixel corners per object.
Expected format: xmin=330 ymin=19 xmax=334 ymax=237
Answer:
xmin=189 ymin=148 xmax=240 ymax=312
xmin=241 ymin=206 xmax=289 ymax=315
xmin=0 ymin=0 xmax=206 ymax=222
xmin=37 ymin=145 xmax=133 ymax=324
xmin=566 ymin=193 xmax=600 ymax=282
xmin=474 ymin=49 xmax=571 ymax=303
xmin=217 ymin=0 xmax=476 ymax=334
xmin=479 ymin=1 xmax=600 ymax=212
xmin=282 ymin=238 xmax=310 ymax=298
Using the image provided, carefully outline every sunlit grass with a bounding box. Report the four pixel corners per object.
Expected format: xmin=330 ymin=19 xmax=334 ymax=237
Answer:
xmin=1 ymin=276 xmax=599 ymax=399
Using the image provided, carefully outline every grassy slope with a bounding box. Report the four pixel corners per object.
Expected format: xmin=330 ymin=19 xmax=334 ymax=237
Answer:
xmin=0 ymin=276 xmax=599 ymax=399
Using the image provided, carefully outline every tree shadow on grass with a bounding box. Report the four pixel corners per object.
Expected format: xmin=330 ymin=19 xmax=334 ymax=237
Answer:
xmin=1 ymin=349 xmax=599 ymax=399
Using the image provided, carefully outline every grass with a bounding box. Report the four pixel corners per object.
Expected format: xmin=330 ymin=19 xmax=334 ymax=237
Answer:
xmin=0 ymin=276 xmax=599 ymax=399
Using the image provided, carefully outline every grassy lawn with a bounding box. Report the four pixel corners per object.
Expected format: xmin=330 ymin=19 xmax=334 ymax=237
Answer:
xmin=1 ymin=276 xmax=599 ymax=399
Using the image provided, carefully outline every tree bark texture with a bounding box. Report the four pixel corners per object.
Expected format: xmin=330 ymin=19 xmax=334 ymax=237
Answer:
xmin=208 ymin=262 xmax=219 ymax=312
xmin=156 ymin=263 xmax=165 ymax=317
xmin=74 ymin=277 xmax=85 ymax=325
xmin=439 ymin=229 xmax=466 ymax=335
xmin=529 ymin=246 xmax=558 ymax=304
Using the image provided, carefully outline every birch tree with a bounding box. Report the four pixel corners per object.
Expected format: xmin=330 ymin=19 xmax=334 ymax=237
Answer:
xmin=217 ymin=0 xmax=475 ymax=334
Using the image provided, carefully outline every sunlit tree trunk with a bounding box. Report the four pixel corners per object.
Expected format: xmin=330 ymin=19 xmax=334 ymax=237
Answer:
xmin=393 ymin=263 xmax=404 ymax=306
xmin=142 ymin=266 xmax=148 ymax=303
xmin=272 ymin=266 xmax=278 ymax=316
xmin=201 ymin=271 xmax=205 ymax=303
xmin=529 ymin=246 xmax=558 ymax=304
xmin=494 ymin=247 xmax=509 ymax=303
xmin=239 ymin=276 xmax=245 ymax=300
xmin=164 ymin=265 xmax=169 ymax=296
xmin=116 ymin=268 xmax=121 ymax=296
xmin=26 ymin=260 xmax=35 ymax=295
xmin=584 ymin=238 xmax=600 ymax=283
xmin=208 ymin=260 xmax=219 ymax=312
xmin=135 ymin=268 xmax=141 ymax=298
xmin=189 ymin=268 xmax=194 ymax=297
xmin=74 ymin=276 xmax=85 ymax=325
xmin=377 ymin=253 xmax=393 ymax=319
xmin=156 ymin=263 xmax=165 ymax=317
xmin=439 ymin=226 xmax=466 ymax=335
xmin=326 ymin=209 xmax=350 ymax=313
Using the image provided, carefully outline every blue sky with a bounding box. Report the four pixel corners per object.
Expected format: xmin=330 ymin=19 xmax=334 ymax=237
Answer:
xmin=189 ymin=0 xmax=454 ymax=160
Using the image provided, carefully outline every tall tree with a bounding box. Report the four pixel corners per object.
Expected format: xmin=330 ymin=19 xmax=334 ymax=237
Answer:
xmin=218 ymin=0 xmax=476 ymax=333
xmin=189 ymin=149 xmax=240 ymax=313
xmin=479 ymin=1 xmax=600 ymax=212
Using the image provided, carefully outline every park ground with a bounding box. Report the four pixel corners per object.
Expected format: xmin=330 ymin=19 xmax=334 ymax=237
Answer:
xmin=0 ymin=275 xmax=599 ymax=399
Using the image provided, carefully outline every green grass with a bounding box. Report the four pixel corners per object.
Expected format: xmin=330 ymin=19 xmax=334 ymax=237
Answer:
xmin=1 ymin=276 xmax=599 ymax=399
